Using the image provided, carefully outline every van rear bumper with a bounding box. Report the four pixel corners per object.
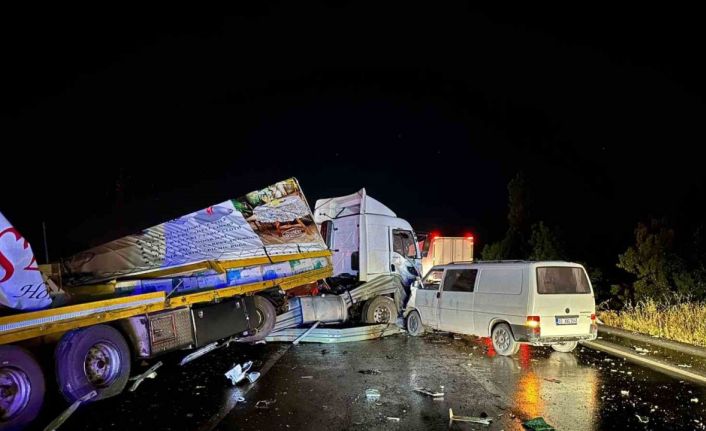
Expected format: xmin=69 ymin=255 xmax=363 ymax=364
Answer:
xmin=510 ymin=324 xmax=598 ymax=344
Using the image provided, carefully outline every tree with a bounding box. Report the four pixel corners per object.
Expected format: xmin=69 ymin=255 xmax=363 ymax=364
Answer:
xmin=529 ymin=221 xmax=565 ymax=261
xmin=481 ymin=173 xmax=531 ymax=260
xmin=617 ymin=219 xmax=686 ymax=300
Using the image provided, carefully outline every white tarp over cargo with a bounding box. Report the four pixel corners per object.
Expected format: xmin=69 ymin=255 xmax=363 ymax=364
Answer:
xmin=0 ymin=212 xmax=52 ymax=310
xmin=61 ymin=178 xmax=327 ymax=285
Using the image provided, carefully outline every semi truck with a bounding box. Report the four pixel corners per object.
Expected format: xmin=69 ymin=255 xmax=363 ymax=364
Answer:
xmin=0 ymin=179 xmax=424 ymax=430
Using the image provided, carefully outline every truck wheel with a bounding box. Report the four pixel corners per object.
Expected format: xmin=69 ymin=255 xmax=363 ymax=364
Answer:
xmin=55 ymin=325 xmax=131 ymax=403
xmin=363 ymin=296 xmax=398 ymax=324
xmin=0 ymin=345 xmax=45 ymax=431
xmin=491 ymin=323 xmax=519 ymax=356
xmin=237 ymin=296 xmax=276 ymax=343
xmin=406 ymin=310 xmax=425 ymax=336
xmin=551 ymin=341 xmax=578 ymax=353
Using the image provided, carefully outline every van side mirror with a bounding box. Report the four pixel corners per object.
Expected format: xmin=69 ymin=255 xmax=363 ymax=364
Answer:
xmin=421 ymin=251 xmax=428 ymax=258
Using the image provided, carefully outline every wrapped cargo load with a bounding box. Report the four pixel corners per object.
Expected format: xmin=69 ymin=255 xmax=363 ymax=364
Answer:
xmin=60 ymin=178 xmax=327 ymax=286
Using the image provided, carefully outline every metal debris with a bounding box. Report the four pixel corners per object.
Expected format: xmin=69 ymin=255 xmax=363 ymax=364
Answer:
xmin=44 ymin=390 xmax=97 ymax=431
xmin=365 ymin=388 xmax=381 ymax=400
xmin=635 ymin=414 xmax=649 ymax=424
xmin=128 ymin=361 xmax=163 ymax=392
xmin=246 ymin=371 xmax=261 ymax=384
xmin=225 ymin=361 xmax=254 ymax=385
xmin=301 ymin=375 xmax=314 ymax=379
xmin=414 ymin=388 xmax=444 ymax=398
xmin=293 ymin=321 xmax=321 ymax=345
xmin=633 ymin=346 xmax=649 ymax=353
xmin=543 ymin=377 xmax=561 ymax=384
xmin=678 ymin=364 xmax=693 ymax=368
xmin=692 ymin=398 xmax=700 ymax=403
xmin=621 ymin=390 xmax=630 ymax=396
xmin=448 ymin=408 xmax=492 ymax=426
xmin=386 ymin=417 xmax=400 ymax=422
xmin=358 ymin=369 xmax=382 ymax=375
xmin=180 ymin=342 xmax=221 ymax=366
xmin=255 ymin=399 xmax=276 ymax=409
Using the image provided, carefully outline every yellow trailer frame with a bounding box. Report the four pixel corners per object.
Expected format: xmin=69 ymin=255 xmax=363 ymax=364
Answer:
xmin=0 ymin=257 xmax=332 ymax=345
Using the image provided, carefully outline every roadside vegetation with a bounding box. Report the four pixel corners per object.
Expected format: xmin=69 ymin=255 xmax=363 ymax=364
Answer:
xmin=598 ymin=295 xmax=706 ymax=347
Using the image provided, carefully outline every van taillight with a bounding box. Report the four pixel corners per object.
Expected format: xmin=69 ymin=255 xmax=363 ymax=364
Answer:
xmin=591 ymin=313 xmax=596 ymax=321
xmin=526 ymin=316 xmax=540 ymax=328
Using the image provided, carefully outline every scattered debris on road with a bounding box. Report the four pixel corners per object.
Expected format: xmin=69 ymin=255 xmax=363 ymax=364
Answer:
xmin=634 ymin=346 xmax=649 ymax=354
xmin=225 ymin=361 xmax=254 ymax=385
xmin=128 ymin=361 xmax=163 ymax=392
xmin=365 ymin=388 xmax=381 ymax=400
xmin=414 ymin=388 xmax=444 ymax=398
xmin=180 ymin=341 xmax=221 ymax=366
xmin=543 ymin=377 xmax=561 ymax=384
xmin=255 ymin=399 xmax=276 ymax=409
xmin=44 ymin=390 xmax=98 ymax=431
xmin=635 ymin=414 xmax=649 ymax=424
xmin=621 ymin=390 xmax=630 ymax=396
xmin=678 ymin=364 xmax=693 ymax=368
xmin=448 ymin=408 xmax=492 ymax=426
xmin=386 ymin=417 xmax=400 ymax=422
xmin=358 ymin=369 xmax=382 ymax=375
xmin=692 ymin=398 xmax=700 ymax=403
xmin=522 ymin=416 xmax=555 ymax=430
xmin=300 ymin=375 xmax=313 ymax=379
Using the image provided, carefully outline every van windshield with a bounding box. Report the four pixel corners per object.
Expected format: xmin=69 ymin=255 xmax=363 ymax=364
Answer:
xmin=536 ymin=267 xmax=591 ymax=294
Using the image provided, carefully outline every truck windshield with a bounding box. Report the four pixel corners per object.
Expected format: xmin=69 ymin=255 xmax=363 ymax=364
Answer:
xmin=536 ymin=267 xmax=591 ymax=294
xmin=393 ymin=229 xmax=418 ymax=259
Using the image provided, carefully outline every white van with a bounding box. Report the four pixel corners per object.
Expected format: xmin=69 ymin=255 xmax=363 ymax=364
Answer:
xmin=405 ymin=261 xmax=597 ymax=355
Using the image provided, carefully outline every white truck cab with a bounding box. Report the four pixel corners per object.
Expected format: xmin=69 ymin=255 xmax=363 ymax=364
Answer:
xmin=313 ymin=189 xmax=422 ymax=323
xmin=406 ymin=260 xmax=597 ymax=355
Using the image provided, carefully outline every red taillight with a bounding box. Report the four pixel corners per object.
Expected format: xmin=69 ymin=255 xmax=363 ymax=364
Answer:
xmin=526 ymin=315 xmax=540 ymax=328
xmin=591 ymin=313 xmax=596 ymax=321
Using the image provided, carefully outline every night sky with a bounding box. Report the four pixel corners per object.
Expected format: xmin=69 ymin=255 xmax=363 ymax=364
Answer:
xmin=2 ymin=5 xmax=704 ymax=280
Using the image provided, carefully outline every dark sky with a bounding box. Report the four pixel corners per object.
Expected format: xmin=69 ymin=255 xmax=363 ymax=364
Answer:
xmin=2 ymin=4 xmax=705 ymax=276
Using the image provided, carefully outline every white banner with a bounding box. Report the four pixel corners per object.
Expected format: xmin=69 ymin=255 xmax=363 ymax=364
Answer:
xmin=0 ymin=212 xmax=52 ymax=310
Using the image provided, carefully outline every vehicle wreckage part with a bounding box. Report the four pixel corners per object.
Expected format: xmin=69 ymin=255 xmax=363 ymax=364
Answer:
xmin=179 ymin=342 xmax=220 ymax=366
xmin=55 ymin=325 xmax=131 ymax=403
xmin=43 ymin=390 xmax=97 ymax=431
xmin=0 ymin=345 xmax=45 ymax=430
xmin=236 ymin=296 xmax=276 ymax=343
xmin=266 ymin=323 xmax=402 ymax=343
xmin=292 ymin=321 xmax=321 ymax=345
xmin=120 ymin=308 xmax=194 ymax=358
xmin=448 ymin=408 xmax=492 ymax=426
xmin=128 ymin=361 xmax=163 ymax=392
xmin=191 ymin=297 xmax=256 ymax=347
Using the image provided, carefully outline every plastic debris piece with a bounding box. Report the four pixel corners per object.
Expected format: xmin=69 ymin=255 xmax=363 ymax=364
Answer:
xmin=128 ymin=361 xmax=163 ymax=392
xmin=44 ymin=390 xmax=97 ymax=431
xmin=635 ymin=414 xmax=649 ymax=424
xmin=246 ymin=372 xmax=261 ymax=384
xmin=301 ymin=375 xmax=313 ymax=379
xmin=543 ymin=378 xmax=561 ymax=384
xmin=387 ymin=417 xmax=400 ymax=422
xmin=522 ymin=417 xmax=555 ymax=430
xmin=365 ymin=388 xmax=381 ymax=400
xmin=633 ymin=346 xmax=649 ymax=353
xmin=358 ymin=369 xmax=382 ymax=375
xmin=448 ymin=408 xmax=492 ymax=426
xmin=677 ymin=364 xmax=693 ymax=368
xmin=255 ymin=399 xmax=276 ymax=409
xmin=621 ymin=390 xmax=630 ymax=396
xmin=414 ymin=388 xmax=444 ymax=398
xmin=225 ymin=361 xmax=254 ymax=385
xmin=692 ymin=398 xmax=699 ymax=403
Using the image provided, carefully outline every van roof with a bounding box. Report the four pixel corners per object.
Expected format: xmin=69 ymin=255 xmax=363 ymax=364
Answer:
xmin=429 ymin=260 xmax=584 ymax=271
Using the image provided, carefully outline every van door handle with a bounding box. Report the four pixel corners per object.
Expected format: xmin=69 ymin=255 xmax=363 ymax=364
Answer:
xmin=436 ymin=292 xmax=440 ymax=299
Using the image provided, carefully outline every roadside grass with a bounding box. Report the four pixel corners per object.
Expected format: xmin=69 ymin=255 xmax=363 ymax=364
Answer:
xmin=598 ymin=296 xmax=706 ymax=348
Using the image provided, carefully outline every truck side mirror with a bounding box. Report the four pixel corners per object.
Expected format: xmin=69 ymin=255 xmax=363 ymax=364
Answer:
xmin=421 ymin=251 xmax=428 ymax=258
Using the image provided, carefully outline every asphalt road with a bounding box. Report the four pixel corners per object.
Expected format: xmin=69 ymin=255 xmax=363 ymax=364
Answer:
xmin=29 ymin=332 xmax=706 ymax=431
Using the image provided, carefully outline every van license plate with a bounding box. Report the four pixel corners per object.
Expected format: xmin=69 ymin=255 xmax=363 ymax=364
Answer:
xmin=556 ymin=316 xmax=578 ymax=325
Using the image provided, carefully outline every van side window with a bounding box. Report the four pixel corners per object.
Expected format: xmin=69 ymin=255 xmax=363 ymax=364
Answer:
xmin=443 ymin=269 xmax=477 ymax=292
xmin=422 ymin=269 xmax=444 ymax=289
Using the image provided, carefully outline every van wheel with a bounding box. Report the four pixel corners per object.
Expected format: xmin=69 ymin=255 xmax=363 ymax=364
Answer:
xmin=551 ymin=341 xmax=578 ymax=353
xmin=362 ymin=296 xmax=398 ymax=324
xmin=491 ymin=323 xmax=519 ymax=356
xmin=55 ymin=325 xmax=131 ymax=403
xmin=406 ymin=310 xmax=424 ymax=336
xmin=0 ymin=345 xmax=45 ymax=430
xmin=237 ymin=296 xmax=276 ymax=343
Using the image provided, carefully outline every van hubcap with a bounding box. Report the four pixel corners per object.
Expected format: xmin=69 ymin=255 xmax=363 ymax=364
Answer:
xmin=494 ymin=328 xmax=511 ymax=351
xmin=84 ymin=342 xmax=121 ymax=387
xmin=0 ymin=367 xmax=31 ymax=421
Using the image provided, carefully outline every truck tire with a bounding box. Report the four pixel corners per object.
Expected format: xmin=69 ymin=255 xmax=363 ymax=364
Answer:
xmin=362 ymin=296 xmax=398 ymax=324
xmin=491 ymin=323 xmax=519 ymax=356
xmin=55 ymin=324 xmax=131 ymax=403
xmin=406 ymin=310 xmax=425 ymax=336
xmin=551 ymin=341 xmax=578 ymax=353
xmin=237 ymin=296 xmax=276 ymax=343
xmin=0 ymin=345 xmax=45 ymax=431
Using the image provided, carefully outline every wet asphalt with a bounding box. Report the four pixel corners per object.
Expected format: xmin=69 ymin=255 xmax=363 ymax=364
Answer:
xmin=28 ymin=331 xmax=706 ymax=431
